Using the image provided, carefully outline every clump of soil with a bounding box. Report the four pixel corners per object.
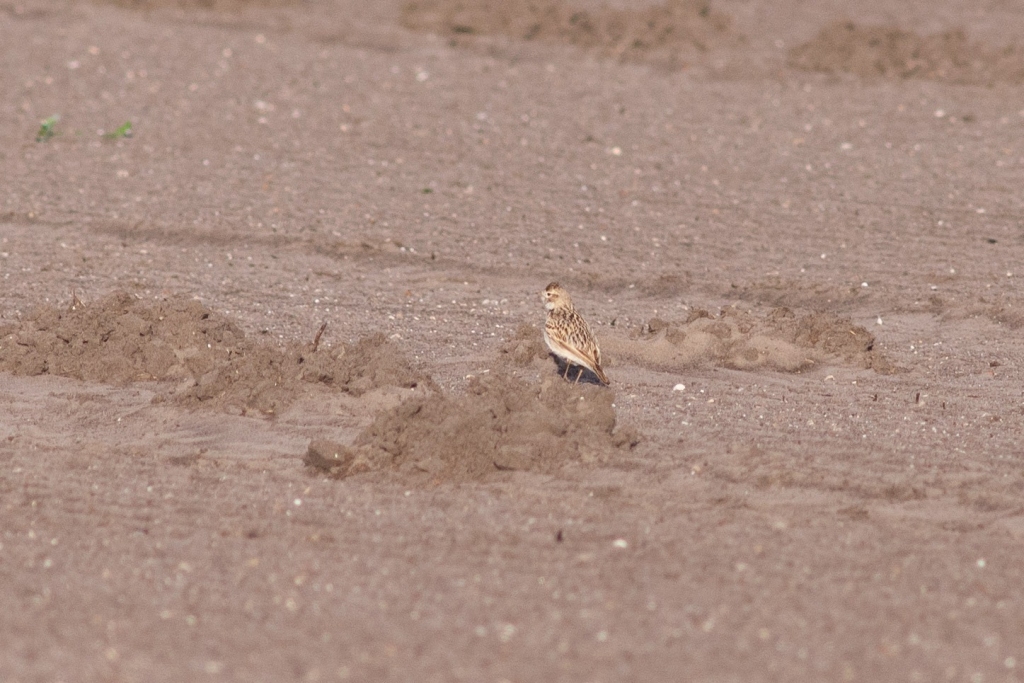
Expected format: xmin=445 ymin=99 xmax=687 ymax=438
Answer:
xmin=603 ymin=306 xmax=895 ymax=373
xmin=0 ymin=291 xmax=430 ymax=414
xmin=97 ymin=0 xmax=295 ymax=9
xmin=788 ymin=21 xmax=1024 ymax=85
xmin=401 ymin=0 xmax=733 ymax=63
xmin=499 ymin=323 xmax=549 ymax=366
xmin=306 ymin=372 xmax=639 ymax=481
xmin=181 ymin=331 xmax=429 ymax=414
xmin=305 ymin=439 xmax=354 ymax=475
xmin=0 ymin=291 xmax=241 ymax=383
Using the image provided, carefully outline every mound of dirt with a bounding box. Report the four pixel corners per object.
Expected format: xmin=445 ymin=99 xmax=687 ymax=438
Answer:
xmin=603 ymin=306 xmax=895 ymax=373
xmin=731 ymin=277 xmax=867 ymax=311
xmin=305 ymin=372 xmax=639 ymax=481
xmin=499 ymin=323 xmax=550 ymax=366
xmin=788 ymin=21 xmax=1024 ymax=85
xmin=0 ymin=291 xmax=242 ymax=383
xmin=97 ymin=0 xmax=294 ymax=9
xmin=401 ymin=0 xmax=733 ymax=63
xmin=0 ymin=291 xmax=430 ymax=414
xmin=180 ymin=331 xmax=430 ymax=414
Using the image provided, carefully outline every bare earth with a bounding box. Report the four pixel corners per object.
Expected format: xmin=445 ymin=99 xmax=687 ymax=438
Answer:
xmin=2 ymin=0 xmax=1024 ymax=680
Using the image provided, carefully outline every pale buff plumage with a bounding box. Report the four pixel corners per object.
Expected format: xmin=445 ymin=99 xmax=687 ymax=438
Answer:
xmin=541 ymin=282 xmax=610 ymax=385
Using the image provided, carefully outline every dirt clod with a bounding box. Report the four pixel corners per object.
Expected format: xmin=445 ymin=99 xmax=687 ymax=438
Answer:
xmin=789 ymin=21 xmax=1024 ymax=85
xmin=304 ymin=439 xmax=355 ymax=476
xmin=326 ymin=371 xmax=635 ymax=482
xmin=604 ymin=307 xmax=890 ymax=373
xmin=499 ymin=323 xmax=549 ymax=366
xmin=401 ymin=0 xmax=733 ymax=64
xmin=0 ymin=291 xmax=431 ymax=413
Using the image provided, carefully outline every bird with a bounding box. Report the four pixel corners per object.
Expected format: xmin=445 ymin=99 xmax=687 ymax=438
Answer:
xmin=541 ymin=282 xmax=610 ymax=385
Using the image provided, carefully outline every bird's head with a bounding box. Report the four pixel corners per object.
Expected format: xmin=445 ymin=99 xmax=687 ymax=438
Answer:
xmin=542 ymin=282 xmax=571 ymax=311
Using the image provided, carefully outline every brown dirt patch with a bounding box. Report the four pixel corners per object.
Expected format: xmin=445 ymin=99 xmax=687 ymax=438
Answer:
xmin=400 ymin=0 xmax=734 ymax=63
xmin=731 ymin=277 xmax=867 ymax=311
xmin=499 ymin=322 xmax=550 ymax=366
xmin=788 ymin=21 xmax=1024 ymax=85
xmin=96 ymin=0 xmax=295 ymax=9
xmin=306 ymin=371 xmax=639 ymax=481
xmin=6 ymin=0 xmax=1024 ymax=679
xmin=603 ymin=306 xmax=893 ymax=373
xmin=0 ymin=291 xmax=430 ymax=414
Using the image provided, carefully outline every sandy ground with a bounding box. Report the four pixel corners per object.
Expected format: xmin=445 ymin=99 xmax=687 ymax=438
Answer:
xmin=2 ymin=0 xmax=1024 ymax=680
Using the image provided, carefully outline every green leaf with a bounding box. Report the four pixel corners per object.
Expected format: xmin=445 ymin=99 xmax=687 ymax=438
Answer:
xmin=103 ymin=121 xmax=133 ymax=139
xmin=36 ymin=114 xmax=60 ymax=142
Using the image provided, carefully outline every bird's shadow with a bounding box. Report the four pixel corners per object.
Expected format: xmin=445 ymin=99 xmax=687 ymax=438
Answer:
xmin=548 ymin=354 xmax=605 ymax=386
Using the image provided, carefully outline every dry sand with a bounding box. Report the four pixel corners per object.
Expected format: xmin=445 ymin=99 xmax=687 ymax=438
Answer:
xmin=2 ymin=0 xmax=1024 ymax=680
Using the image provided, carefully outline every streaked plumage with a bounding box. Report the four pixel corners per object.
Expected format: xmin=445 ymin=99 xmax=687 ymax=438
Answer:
xmin=541 ymin=282 xmax=610 ymax=385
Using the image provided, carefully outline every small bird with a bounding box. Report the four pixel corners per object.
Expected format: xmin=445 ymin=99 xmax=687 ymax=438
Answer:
xmin=541 ymin=282 xmax=610 ymax=385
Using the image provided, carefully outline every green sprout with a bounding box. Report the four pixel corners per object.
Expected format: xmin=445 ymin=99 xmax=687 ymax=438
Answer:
xmin=36 ymin=114 xmax=60 ymax=142
xmin=103 ymin=121 xmax=133 ymax=139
